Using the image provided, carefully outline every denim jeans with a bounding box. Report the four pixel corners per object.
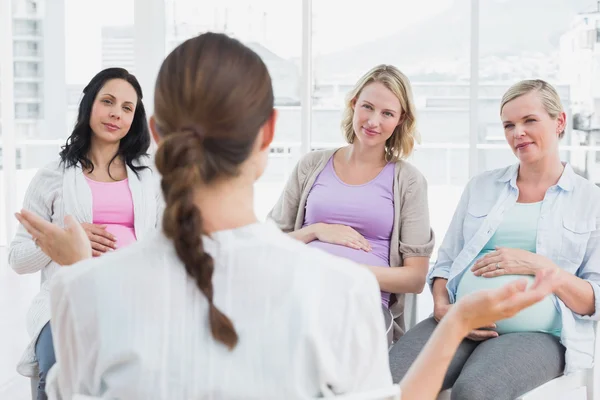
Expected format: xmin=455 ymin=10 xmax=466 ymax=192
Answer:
xmin=34 ymin=321 xmax=56 ymax=400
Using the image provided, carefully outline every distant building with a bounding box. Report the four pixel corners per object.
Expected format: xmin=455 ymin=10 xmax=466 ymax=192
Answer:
xmin=10 ymin=0 xmax=44 ymax=141
xmin=560 ymin=9 xmax=600 ymax=118
xmin=560 ymin=7 xmax=600 ymax=183
xmin=1 ymin=0 xmax=67 ymax=169
xmin=4 ymin=0 xmax=66 ymax=140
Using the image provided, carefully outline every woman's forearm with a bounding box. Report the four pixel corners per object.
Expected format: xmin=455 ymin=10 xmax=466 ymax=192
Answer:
xmin=400 ymin=312 xmax=468 ymax=400
xmin=553 ymin=267 xmax=596 ymax=316
xmin=366 ymin=263 xmax=427 ymax=294
xmin=432 ymin=278 xmax=450 ymax=306
xmin=288 ymin=223 xmax=321 ymax=244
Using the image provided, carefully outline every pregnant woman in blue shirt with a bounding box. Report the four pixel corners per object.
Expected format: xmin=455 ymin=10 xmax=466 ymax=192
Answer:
xmin=388 ymin=79 xmax=600 ymax=400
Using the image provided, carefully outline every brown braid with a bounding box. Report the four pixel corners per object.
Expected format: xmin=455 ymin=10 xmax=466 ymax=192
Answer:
xmin=152 ymin=32 xmax=274 ymax=350
xmin=155 ymin=132 xmax=238 ymax=349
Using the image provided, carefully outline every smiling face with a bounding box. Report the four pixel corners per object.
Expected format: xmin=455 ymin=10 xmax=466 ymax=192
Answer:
xmin=501 ymin=90 xmax=566 ymax=165
xmin=351 ymin=81 xmax=402 ymax=150
xmin=89 ymin=78 xmax=138 ymax=145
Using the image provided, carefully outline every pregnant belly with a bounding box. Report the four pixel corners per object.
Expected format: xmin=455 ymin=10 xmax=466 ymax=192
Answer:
xmin=456 ymin=268 xmax=562 ymax=336
xmin=307 ymin=241 xmax=389 ymax=267
xmin=307 ymin=241 xmax=392 ymax=307
xmin=104 ymin=224 xmax=137 ymax=249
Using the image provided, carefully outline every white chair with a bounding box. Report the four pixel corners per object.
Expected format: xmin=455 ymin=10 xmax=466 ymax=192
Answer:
xmin=328 ymin=384 xmax=401 ymax=399
xmin=404 ymin=293 xmax=419 ymax=332
xmin=30 ymin=376 xmax=39 ymax=400
xmin=438 ymin=322 xmax=599 ymax=400
xmin=386 ymin=293 xmax=419 ymax=350
xmin=383 ymin=305 xmax=394 ymax=348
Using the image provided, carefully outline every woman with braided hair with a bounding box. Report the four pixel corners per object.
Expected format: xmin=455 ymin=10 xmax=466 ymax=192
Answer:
xmin=31 ymin=32 xmax=391 ymax=399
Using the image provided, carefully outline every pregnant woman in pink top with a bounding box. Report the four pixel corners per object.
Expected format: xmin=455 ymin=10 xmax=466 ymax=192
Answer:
xmin=8 ymin=68 xmax=162 ymax=400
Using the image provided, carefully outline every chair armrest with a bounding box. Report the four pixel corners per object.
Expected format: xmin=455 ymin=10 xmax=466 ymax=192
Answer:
xmin=592 ymin=322 xmax=599 ymax=400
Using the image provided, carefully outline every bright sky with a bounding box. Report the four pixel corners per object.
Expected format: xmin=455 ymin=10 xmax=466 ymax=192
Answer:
xmin=64 ymin=0 xmax=454 ymax=83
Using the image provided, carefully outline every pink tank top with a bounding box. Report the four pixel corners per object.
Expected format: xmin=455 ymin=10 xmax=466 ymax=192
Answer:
xmin=85 ymin=176 xmax=137 ymax=249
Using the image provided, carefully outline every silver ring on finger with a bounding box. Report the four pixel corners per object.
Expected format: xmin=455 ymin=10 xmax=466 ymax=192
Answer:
xmin=495 ymin=262 xmax=501 ymax=270
xmin=33 ymin=237 xmax=39 ymax=247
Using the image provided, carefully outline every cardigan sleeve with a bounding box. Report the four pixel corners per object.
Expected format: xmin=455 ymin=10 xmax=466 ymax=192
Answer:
xmin=397 ymin=166 xmax=435 ymax=259
xmin=8 ymin=163 xmax=62 ymax=274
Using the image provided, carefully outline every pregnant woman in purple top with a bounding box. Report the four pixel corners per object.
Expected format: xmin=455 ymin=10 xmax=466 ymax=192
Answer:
xmin=269 ymin=65 xmax=435 ymax=344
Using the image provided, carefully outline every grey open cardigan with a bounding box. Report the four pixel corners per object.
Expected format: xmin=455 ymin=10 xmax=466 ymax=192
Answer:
xmin=267 ymin=148 xmax=435 ymax=340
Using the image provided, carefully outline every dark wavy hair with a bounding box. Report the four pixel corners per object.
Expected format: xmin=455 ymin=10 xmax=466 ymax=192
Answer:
xmin=59 ymin=67 xmax=150 ymax=179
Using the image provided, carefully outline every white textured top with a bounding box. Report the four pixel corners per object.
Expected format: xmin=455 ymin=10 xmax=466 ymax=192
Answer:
xmin=46 ymin=222 xmax=392 ymax=400
xmin=8 ymin=158 xmax=162 ymax=377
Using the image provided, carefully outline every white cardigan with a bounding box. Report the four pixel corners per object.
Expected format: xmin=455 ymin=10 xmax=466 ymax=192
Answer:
xmin=8 ymin=156 xmax=164 ymax=377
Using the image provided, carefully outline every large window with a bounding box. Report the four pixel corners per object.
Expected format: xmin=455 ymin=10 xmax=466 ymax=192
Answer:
xmin=312 ymin=0 xmax=470 ymax=258
xmin=478 ymin=1 xmax=600 ymax=180
xmin=165 ymin=0 xmax=302 ymax=220
xmin=3 ymin=2 xmax=600 ymax=241
xmin=4 ymin=0 xmax=600 ymax=397
xmin=3 ymin=0 xmax=600 ymax=245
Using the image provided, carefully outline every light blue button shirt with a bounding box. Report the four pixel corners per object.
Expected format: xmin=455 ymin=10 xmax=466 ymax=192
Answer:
xmin=427 ymin=163 xmax=600 ymax=374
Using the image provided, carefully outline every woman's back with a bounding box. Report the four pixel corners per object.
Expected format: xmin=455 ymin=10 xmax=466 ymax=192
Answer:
xmin=48 ymin=222 xmax=392 ymax=399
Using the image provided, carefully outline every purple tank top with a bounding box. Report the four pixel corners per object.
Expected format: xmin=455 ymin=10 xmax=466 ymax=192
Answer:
xmin=303 ymin=156 xmax=395 ymax=307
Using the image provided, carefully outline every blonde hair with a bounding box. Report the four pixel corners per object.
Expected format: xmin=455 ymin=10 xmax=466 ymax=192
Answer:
xmin=500 ymin=79 xmax=566 ymax=138
xmin=341 ymin=64 xmax=419 ymax=162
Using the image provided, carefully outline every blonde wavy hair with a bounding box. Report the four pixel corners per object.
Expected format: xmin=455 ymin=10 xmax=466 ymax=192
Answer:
xmin=341 ymin=64 xmax=419 ymax=162
xmin=500 ymin=79 xmax=566 ymax=138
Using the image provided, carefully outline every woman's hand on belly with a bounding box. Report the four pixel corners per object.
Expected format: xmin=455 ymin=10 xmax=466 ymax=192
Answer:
xmin=81 ymin=222 xmax=117 ymax=257
xmin=471 ymin=247 xmax=554 ymax=278
xmin=465 ymin=325 xmax=499 ymax=341
xmin=312 ymin=223 xmax=372 ymax=252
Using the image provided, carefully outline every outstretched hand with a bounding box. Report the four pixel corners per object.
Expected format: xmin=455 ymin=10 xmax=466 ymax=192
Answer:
xmin=450 ymin=268 xmax=559 ymax=335
xmin=15 ymin=210 xmax=92 ymax=266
